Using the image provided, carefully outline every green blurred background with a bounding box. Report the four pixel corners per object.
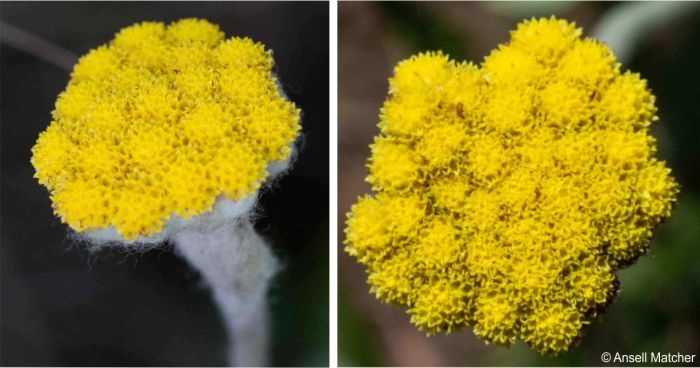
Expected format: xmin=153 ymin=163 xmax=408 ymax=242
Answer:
xmin=338 ymin=2 xmax=700 ymax=366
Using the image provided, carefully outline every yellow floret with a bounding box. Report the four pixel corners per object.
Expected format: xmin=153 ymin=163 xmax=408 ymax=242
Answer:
xmin=390 ymin=51 xmax=454 ymax=96
xmin=522 ymin=302 xmax=584 ymax=354
xmin=473 ymin=290 xmax=519 ymax=345
xmin=409 ymin=278 xmax=470 ymax=334
xmin=509 ymin=16 xmax=582 ymax=65
xmin=345 ymin=193 xmax=425 ymax=264
xmin=367 ymin=138 xmax=421 ymax=191
xmin=31 ymin=19 xmax=300 ymax=241
xmin=411 ymin=217 xmax=462 ymax=269
xmin=345 ymin=17 xmax=678 ymax=355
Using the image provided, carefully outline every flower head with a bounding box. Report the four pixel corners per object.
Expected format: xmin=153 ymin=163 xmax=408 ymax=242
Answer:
xmin=31 ymin=19 xmax=300 ymax=241
xmin=345 ymin=17 xmax=678 ymax=354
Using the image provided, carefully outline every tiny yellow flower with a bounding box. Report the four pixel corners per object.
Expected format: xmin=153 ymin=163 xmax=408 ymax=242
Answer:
xmin=31 ymin=19 xmax=300 ymax=241
xmin=345 ymin=17 xmax=678 ymax=355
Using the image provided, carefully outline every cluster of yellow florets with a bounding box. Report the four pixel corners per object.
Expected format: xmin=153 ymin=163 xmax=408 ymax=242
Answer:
xmin=31 ymin=19 xmax=300 ymax=241
xmin=345 ymin=17 xmax=678 ymax=355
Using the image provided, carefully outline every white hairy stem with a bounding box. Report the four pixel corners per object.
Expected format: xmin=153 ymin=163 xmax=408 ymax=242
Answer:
xmin=77 ymin=153 xmax=296 ymax=365
xmin=174 ymin=220 xmax=278 ymax=367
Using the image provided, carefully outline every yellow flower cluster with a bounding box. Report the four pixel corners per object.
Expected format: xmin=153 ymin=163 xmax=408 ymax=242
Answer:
xmin=31 ymin=19 xmax=300 ymax=241
xmin=345 ymin=17 xmax=678 ymax=355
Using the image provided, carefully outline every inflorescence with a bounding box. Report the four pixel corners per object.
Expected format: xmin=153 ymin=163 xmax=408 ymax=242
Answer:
xmin=32 ymin=19 xmax=300 ymax=241
xmin=345 ymin=17 xmax=678 ymax=355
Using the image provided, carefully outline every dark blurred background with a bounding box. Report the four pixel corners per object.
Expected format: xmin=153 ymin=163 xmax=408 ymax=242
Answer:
xmin=339 ymin=2 xmax=700 ymax=366
xmin=1 ymin=2 xmax=328 ymax=366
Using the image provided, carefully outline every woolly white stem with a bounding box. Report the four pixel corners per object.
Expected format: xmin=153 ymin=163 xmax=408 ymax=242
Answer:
xmin=174 ymin=220 xmax=278 ymax=367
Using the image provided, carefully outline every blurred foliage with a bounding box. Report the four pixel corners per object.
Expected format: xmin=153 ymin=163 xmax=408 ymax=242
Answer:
xmin=592 ymin=2 xmax=700 ymax=63
xmin=271 ymin=223 xmax=330 ymax=366
xmin=340 ymin=2 xmax=700 ymax=365
xmin=338 ymin=290 xmax=383 ymax=367
xmin=377 ymin=2 xmax=469 ymax=60
xmin=485 ymin=1 xmax=579 ymax=18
